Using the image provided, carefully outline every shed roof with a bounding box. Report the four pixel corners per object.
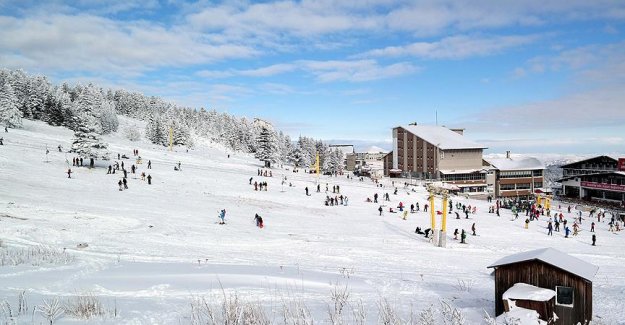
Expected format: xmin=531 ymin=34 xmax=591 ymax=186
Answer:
xmin=399 ymin=125 xmax=487 ymax=150
xmin=485 ymin=157 xmax=545 ymax=171
xmin=488 ymin=247 xmax=598 ymax=281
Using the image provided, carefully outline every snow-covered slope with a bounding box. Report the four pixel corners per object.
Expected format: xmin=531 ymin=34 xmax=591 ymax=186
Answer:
xmin=1 ymin=120 xmax=624 ymax=324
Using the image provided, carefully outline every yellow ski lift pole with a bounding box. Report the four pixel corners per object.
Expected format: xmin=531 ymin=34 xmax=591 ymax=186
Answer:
xmin=169 ymin=127 xmax=173 ymax=151
xmin=430 ymin=192 xmax=436 ymax=230
xmin=441 ymin=191 xmax=448 ymax=232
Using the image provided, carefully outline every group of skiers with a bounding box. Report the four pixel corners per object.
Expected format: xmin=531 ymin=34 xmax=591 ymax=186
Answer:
xmin=325 ymin=195 xmax=348 ymax=206
xmin=257 ymin=169 xmax=272 ymax=177
xmin=253 ymin=181 xmax=268 ymax=191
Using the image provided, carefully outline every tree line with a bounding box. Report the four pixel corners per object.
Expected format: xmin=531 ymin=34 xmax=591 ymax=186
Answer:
xmin=0 ymin=69 xmax=344 ymax=172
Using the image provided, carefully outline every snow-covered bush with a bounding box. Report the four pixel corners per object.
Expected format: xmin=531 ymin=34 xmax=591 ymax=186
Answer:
xmin=124 ymin=125 xmax=141 ymax=142
xmin=0 ymin=245 xmax=74 ymax=266
xmin=36 ymin=298 xmax=64 ymax=325
xmin=64 ymin=294 xmax=112 ymax=319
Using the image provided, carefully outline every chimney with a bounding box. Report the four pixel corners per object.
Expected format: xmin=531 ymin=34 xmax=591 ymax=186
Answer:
xmin=506 ymin=151 xmax=510 ymax=159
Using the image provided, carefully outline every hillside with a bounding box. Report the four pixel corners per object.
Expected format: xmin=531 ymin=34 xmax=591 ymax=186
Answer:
xmin=1 ymin=120 xmax=624 ymax=324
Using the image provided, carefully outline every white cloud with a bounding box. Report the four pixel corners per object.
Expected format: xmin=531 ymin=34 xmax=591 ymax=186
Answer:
xmin=0 ymin=14 xmax=258 ymax=76
xmin=197 ymin=60 xmax=418 ymax=83
xmin=299 ymin=59 xmax=420 ymax=82
xmin=360 ymin=34 xmax=539 ymax=59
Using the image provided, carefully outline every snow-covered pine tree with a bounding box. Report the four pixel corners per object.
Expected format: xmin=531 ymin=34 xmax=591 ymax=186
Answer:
xmin=0 ymin=82 xmax=23 ymax=128
xmin=99 ymin=100 xmax=119 ymax=134
xmin=70 ymin=114 xmax=110 ymax=160
xmin=255 ymin=126 xmax=280 ymax=167
xmin=323 ymin=148 xmax=344 ymax=173
xmin=145 ymin=114 xmax=168 ymax=146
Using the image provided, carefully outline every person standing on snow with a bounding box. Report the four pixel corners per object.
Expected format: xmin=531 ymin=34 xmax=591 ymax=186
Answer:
xmin=147 ymin=174 xmax=152 ymax=185
xmin=219 ymin=209 xmax=226 ymax=224
xmin=547 ymin=221 xmax=553 ymax=236
xmin=378 ymin=205 xmax=383 ymax=216
xmin=471 ymin=223 xmax=476 ymax=236
xmin=592 ymin=234 xmax=596 ymax=246
xmin=460 ymin=230 xmax=467 ymax=244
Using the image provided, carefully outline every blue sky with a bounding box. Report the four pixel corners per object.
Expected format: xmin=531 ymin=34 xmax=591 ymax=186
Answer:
xmin=1 ymin=0 xmax=624 ymax=154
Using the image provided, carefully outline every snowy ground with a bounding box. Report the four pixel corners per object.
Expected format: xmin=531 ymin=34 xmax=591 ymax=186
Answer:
xmin=1 ymin=120 xmax=624 ymax=324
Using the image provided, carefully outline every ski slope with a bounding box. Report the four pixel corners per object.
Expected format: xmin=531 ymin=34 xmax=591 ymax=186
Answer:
xmin=1 ymin=119 xmax=624 ymax=324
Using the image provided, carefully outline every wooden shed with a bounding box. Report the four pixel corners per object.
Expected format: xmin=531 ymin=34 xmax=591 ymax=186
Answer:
xmin=488 ymin=248 xmax=598 ymax=325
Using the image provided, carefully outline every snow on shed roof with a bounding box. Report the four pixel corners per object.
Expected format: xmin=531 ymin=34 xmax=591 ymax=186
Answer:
xmin=503 ymin=283 xmax=555 ymax=302
xmin=399 ymin=125 xmax=487 ymax=150
xmin=488 ymin=247 xmax=598 ymax=281
xmin=485 ymin=157 xmax=544 ymax=171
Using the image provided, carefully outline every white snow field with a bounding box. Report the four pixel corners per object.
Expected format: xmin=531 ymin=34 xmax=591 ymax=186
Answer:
xmin=1 ymin=119 xmax=624 ymax=324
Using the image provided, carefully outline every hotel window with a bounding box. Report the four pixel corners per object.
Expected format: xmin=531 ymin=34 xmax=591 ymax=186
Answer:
xmin=516 ymin=183 xmax=531 ymax=189
xmin=500 ymin=184 xmax=516 ymax=190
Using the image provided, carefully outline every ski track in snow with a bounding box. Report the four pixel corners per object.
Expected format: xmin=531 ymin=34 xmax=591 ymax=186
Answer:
xmin=0 ymin=119 xmax=624 ymax=324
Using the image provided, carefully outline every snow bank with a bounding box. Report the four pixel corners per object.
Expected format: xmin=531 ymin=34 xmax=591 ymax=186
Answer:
xmin=502 ymin=283 xmax=555 ymax=302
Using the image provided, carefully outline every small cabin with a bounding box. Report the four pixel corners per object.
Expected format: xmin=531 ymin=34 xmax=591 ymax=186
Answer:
xmin=488 ymin=248 xmax=598 ymax=325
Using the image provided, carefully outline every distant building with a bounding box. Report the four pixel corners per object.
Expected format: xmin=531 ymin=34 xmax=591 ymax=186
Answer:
xmin=485 ymin=152 xmax=545 ymax=198
xmin=488 ymin=248 xmax=598 ymax=325
xmin=559 ymin=155 xmax=625 ymax=205
xmin=347 ymin=146 xmax=388 ymax=172
xmin=386 ymin=123 xmax=488 ymax=194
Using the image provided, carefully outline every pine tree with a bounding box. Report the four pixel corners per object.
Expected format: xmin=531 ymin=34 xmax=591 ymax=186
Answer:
xmin=0 ymin=82 xmax=23 ymax=128
xmin=145 ymin=114 xmax=168 ymax=146
xmin=70 ymin=114 xmax=110 ymax=160
xmin=255 ymin=126 xmax=280 ymax=167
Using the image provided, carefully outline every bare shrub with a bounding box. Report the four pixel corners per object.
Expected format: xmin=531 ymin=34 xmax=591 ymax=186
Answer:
xmin=188 ymin=291 xmax=270 ymax=325
xmin=35 ymin=298 xmax=64 ymax=325
xmin=64 ymin=294 xmax=108 ymax=319
xmin=377 ymin=298 xmax=402 ymax=325
xmin=327 ymin=282 xmax=350 ymax=325
xmin=0 ymin=245 xmax=74 ymax=267
xmin=281 ymin=298 xmax=314 ymax=325
xmin=454 ymin=279 xmax=475 ymax=293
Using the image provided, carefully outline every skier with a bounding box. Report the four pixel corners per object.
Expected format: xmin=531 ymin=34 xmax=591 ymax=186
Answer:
xmin=177 ymin=161 xmax=181 ymax=170
xmin=592 ymin=234 xmax=596 ymax=246
xmin=141 ymin=172 xmax=146 ymax=181
xmin=471 ymin=223 xmax=476 ymax=236
xmin=460 ymin=230 xmax=467 ymax=244
xmin=402 ymin=211 xmax=408 ymax=220
xmin=378 ymin=205 xmax=383 ymax=216
xmin=4 ymin=126 xmax=7 ymax=132
xmin=317 ymin=184 xmax=320 ymax=192
xmin=591 ymin=222 xmax=595 ymax=232
xmin=565 ymin=226 xmax=571 ymax=238
xmin=410 ymin=204 xmax=415 ymax=213
xmin=525 ymin=218 xmax=530 ymax=229
xmin=547 ymin=221 xmax=553 ymax=236
xmin=305 ymin=187 xmax=309 ymax=196
xmin=555 ymin=220 xmax=560 ymax=232
xmin=80 ymin=157 xmax=83 ymax=166
xmin=424 ymin=204 xmax=429 ymax=212
xmin=453 ymin=228 xmax=459 ymax=240
xmin=254 ymin=214 xmax=264 ymax=228
xmin=58 ymin=144 xmax=62 ymax=152
xmin=131 ymin=165 xmax=136 ymax=174
xmin=147 ymin=160 xmax=152 ymax=169
xmin=374 ymin=193 xmax=378 ymax=203
xmin=118 ymin=179 xmax=123 ymax=191
xmin=219 ymin=209 xmax=226 ymax=224
xmin=123 ymin=178 xmax=128 ymax=189
xmin=249 ymin=177 xmax=253 ymax=185
xmin=147 ymin=174 xmax=152 ymax=185
xmin=67 ymin=168 xmax=72 ymax=178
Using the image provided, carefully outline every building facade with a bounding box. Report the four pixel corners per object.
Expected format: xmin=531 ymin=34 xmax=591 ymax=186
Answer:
xmin=485 ymin=153 xmax=545 ymax=198
xmin=388 ymin=124 xmax=488 ymax=193
xmin=559 ymin=156 xmax=625 ymax=205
